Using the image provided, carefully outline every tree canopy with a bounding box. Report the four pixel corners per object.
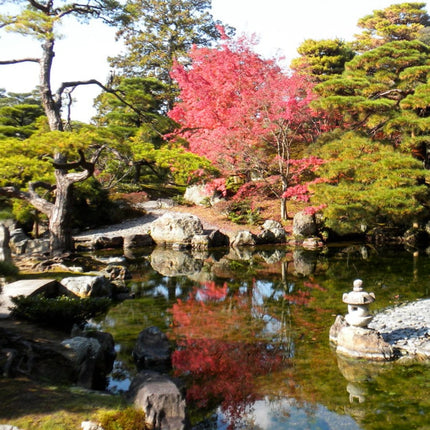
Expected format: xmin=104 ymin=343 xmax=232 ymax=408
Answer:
xmin=354 ymin=2 xmax=430 ymax=52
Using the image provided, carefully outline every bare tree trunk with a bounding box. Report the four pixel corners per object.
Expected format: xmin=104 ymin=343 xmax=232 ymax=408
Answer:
xmin=49 ymin=171 xmax=73 ymax=255
xmin=40 ymin=38 xmax=63 ymax=131
xmin=280 ymin=176 xmax=288 ymax=220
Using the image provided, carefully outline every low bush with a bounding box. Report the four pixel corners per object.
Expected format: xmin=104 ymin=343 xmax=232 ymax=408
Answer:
xmin=220 ymin=200 xmax=262 ymax=225
xmin=0 ymin=261 xmax=19 ymax=276
xmin=10 ymin=295 xmax=112 ymax=330
xmin=97 ymin=407 xmax=149 ymax=430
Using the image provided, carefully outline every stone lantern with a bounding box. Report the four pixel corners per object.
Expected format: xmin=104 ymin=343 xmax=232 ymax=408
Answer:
xmin=342 ymin=279 xmax=375 ymax=327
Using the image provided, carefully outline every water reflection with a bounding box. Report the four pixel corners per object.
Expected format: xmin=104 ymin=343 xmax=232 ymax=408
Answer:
xmin=98 ymin=244 xmax=430 ymax=429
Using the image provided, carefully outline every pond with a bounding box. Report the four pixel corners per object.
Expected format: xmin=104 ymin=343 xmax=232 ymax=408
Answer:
xmin=95 ymin=244 xmax=430 ymax=429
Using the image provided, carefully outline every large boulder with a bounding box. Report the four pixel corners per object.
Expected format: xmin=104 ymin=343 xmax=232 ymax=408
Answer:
xmin=128 ymin=371 xmax=187 ymax=430
xmin=293 ymin=211 xmax=317 ymax=238
xmin=150 ymin=213 xmax=204 ymax=246
xmin=61 ymin=276 xmax=113 ymax=298
xmin=330 ymin=316 xmax=394 ymax=361
xmin=133 ymin=326 xmax=172 ymax=372
xmin=61 ymin=331 xmax=115 ymax=389
xmin=257 ymin=220 xmax=286 ymax=244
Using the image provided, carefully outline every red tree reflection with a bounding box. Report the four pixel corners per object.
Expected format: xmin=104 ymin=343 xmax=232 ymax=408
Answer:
xmin=169 ymin=281 xmax=289 ymax=420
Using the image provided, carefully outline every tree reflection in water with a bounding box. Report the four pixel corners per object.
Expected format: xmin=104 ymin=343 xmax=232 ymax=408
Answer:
xmin=169 ymin=280 xmax=294 ymax=424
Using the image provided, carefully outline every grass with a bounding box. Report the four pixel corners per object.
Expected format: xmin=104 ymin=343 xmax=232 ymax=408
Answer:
xmin=0 ymin=378 xmax=128 ymax=430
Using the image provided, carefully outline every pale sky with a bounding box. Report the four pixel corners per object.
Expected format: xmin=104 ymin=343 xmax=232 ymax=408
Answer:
xmin=0 ymin=0 xmax=425 ymax=122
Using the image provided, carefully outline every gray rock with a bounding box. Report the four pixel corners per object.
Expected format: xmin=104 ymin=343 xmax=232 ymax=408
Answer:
xmin=25 ymin=238 xmax=50 ymax=255
xmin=331 ymin=319 xmax=395 ymax=361
xmin=231 ymin=230 xmax=257 ymax=247
xmin=184 ymin=184 xmax=210 ymax=206
xmin=258 ymin=220 xmax=286 ymax=244
xmin=93 ymin=236 xmax=124 ymax=250
xmin=293 ymin=211 xmax=317 ymax=237
xmin=150 ymin=212 xmax=204 ymax=246
xmin=191 ymin=234 xmax=210 ymax=250
xmin=61 ymin=276 xmax=113 ymax=298
xmin=9 ymin=228 xmax=29 ymax=255
xmin=123 ymin=233 xmax=154 ymax=249
xmin=129 ymin=370 xmax=187 ymax=430
xmin=133 ymin=326 xmax=171 ymax=372
xmin=62 ymin=331 xmax=115 ymax=390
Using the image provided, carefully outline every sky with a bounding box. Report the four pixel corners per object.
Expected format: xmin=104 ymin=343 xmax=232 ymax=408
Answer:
xmin=0 ymin=0 xmax=426 ymax=122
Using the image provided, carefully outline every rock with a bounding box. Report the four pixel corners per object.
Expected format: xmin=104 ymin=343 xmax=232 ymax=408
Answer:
xmin=293 ymin=211 xmax=317 ymax=238
xmin=128 ymin=370 xmax=187 ymax=430
xmin=0 ymin=326 xmax=77 ymax=383
xmin=184 ymin=184 xmax=210 ymax=206
xmin=331 ymin=322 xmax=395 ymax=361
xmin=81 ymin=421 xmax=104 ymax=430
xmin=123 ymin=233 xmax=154 ymax=249
xmin=61 ymin=331 xmax=115 ymax=390
xmin=9 ymin=228 xmax=29 ymax=255
xmin=257 ymin=220 xmax=286 ymax=244
xmin=103 ymin=265 xmax=132 ymax=281
xmin=61 ymin=276 xmax=113 ymax=298
xmin=208 ymin=229 xmax=230 ymax=247
xmin=0 ymin=279 xmax=72 ymax=319
xmin=93 ymin=236 xmax=124 ymax=250
xmin=302 ymin=237 xmax=323 ymax=250
xmin=25 ymin=238 xmax=50 ymax=255
xmin=133 ymin=326 xmax=171 ymax=372
xmin=231 ymin=230 xmax=257 ymax=247
xmin=191 ymin=234 xmax=210 ymax=250
xmin=150 ymin=212 xmax=204 ymax=246
xmin=150 ymin=248 xmax=203 ymax=276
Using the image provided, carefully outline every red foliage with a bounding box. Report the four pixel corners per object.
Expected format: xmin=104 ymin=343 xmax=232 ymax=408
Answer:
xmin=169 ymin=283 xmax=288 ymax=420
xmin=168 ymin=32 xmax=318 ymax=176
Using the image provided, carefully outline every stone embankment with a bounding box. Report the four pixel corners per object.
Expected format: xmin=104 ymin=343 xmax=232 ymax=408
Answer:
xmin=369 ymin=299 xmax=430 ymax=359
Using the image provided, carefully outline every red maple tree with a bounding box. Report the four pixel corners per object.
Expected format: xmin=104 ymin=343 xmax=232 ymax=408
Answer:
xmin=168 ymin=29 xmax=324 ymax=218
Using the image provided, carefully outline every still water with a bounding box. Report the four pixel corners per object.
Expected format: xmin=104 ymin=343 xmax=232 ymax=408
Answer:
xmin=96 ymin=244 xmax=430 ymax=429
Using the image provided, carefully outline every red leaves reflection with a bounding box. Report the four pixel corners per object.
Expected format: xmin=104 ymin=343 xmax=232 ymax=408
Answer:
xmin=170 ymin=282 xmax=287 ymax=419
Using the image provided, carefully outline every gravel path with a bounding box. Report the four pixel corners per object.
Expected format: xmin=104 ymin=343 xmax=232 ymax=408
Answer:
xmin=74 ymin=209 xmax=166 ymax=240
xmin=369 ymin=299 xmax=430 ymax=359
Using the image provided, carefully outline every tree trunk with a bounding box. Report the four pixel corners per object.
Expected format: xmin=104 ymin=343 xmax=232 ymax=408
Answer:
xmin=40 ymin=38 xmax=63 ymax=131
xmin=280 ymin=176 xmax=288 ymax=220
xmin=280 ymin=197 xmax=288 ymax=221
xmin=49 ymin=174 xmax=74 ymax=255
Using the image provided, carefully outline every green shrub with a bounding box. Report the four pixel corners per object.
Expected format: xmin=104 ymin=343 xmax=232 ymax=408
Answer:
xmin=0 ymin=260 xmax=19 ymax=276
xmin=10 ymin=295 xmax=112 ymax=330
xmin=225 ymin=200 xmax=262 ymax=225
xmin=97 ymin=407 xmax=149 ymax=430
